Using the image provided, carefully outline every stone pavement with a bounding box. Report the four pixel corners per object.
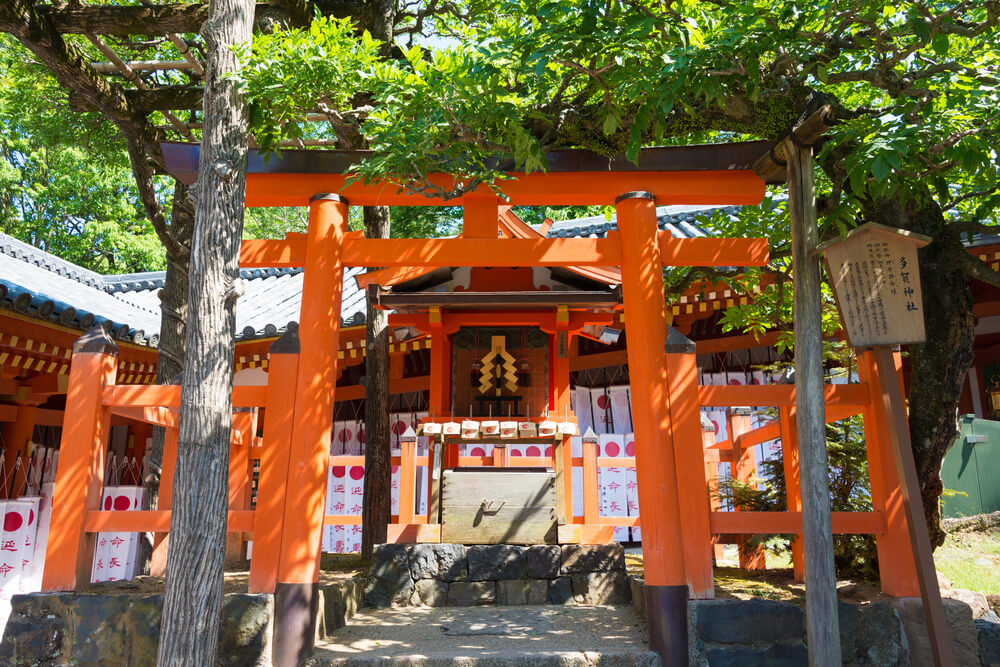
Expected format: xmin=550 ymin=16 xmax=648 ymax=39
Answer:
xmin=308 ymin=604 xmax=659 ymax=665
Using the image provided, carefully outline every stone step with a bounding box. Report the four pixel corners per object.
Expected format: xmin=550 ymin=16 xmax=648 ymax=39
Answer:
xmin=307 ymin=648 xmax=662 ymax=666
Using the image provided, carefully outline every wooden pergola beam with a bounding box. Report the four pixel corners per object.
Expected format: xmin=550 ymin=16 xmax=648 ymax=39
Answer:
xmin=37 ymin=3 xmax=264 ymax=37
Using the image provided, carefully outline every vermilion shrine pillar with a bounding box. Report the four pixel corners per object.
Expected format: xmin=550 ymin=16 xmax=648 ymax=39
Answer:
xmin=614 ymin=191 xmax=688 ymax=663
xmin=42 ymin=325 xmax=118 ymax=591
xmin=274 ymin=194 xmax=349 ymax=666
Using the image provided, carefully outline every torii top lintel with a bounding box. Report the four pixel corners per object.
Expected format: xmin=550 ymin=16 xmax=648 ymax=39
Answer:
xmin=161 ymin=141 xmax=769 ymax=208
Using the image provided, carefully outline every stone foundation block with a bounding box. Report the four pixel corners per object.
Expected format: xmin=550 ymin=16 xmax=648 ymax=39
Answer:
xmin=976 ymin=618 xmax=1000 ymax=666
xmin=837 ymin=600 xmax=906 ymax=666
xmin=125 ymin=595 xmax=163 ymax=666
xmin=72 ymin=594 xmax=130 ymax=666
xmin=218 ymin=594 xmax=272 ymax=667
xmin=704 ymin=642 xmax=808 ymax=666
xmin=560 ymin=545 xmax=625 ymax=574
xmin=695 ymin=599 xmax=803 ymax=645
xmin=365 ymin=543 xmax=414 ymax=607
xmin=411 ymin=580 xmax=449 ymax=607
xmin=629 ymin=576 xmax=645 ymax=621
xmin=893 ymin=597 xmax=980 ymax=667
xmin=547 ymin=577 xmax=574 ymax=605
xmin=496 ymin=579 xmax=548 ymax=606
xmin=570 ymin=572 xmax=631 ymax=605
xmin=447 ymin=581 xmax=496 ymax=607
xmin=468 ymin=545 xmax=527 ymax=581
xmin=525 ymin=545 xmax=561 ymax=579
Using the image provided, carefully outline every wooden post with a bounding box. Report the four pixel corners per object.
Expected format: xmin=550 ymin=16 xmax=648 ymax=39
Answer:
xmin=615 ymin=191 xmax=688 ymax=665
xmin=1 ymin=402 xmax=38 ymax=497
xmin=856 ymin=350 xmax=919 ymax=596
xmin=702 ymin=418 xmax=725 ymax=561
xmin=428 ymin=434 xmax=443 ymax=524
xmin=582 ymin=436 xmax=599 ymax=525
xmin=729 ymin=408 xmax=765 ymax=570
xmin=398 ymin=437 xmax=416 ymax=524
xmin=150 ymin=424 xmax=178 ymax=577
xmin=249 ymin=331 xmax=300 ymax=593
xmin=787 ymin=137 xmax=842 ymax=665
xmin=874 ymin=347 xmax=955 ymax=667
xmin=779 ymin=406 xmax=805 ymax=582
xmin=42 ymin=325 xmax=118 ymax=591
xmin=226 ymin=408 xmax=255 ymax=565
xmin=492 ymin=444 xmax=508 ymax=468
xmin=665 ymin=328 xmax=714 ymax=599
xmin=274 ymin=193 xmax=348 ymax=666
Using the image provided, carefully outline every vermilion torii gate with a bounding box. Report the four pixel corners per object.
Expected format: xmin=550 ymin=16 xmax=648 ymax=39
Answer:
xmin=224 ymin=142 xmax=768 ymax=662
xmin=45 ymin=140 xmax=863 ymax=666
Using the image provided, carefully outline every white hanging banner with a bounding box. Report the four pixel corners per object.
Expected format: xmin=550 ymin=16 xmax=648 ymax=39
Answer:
xmin=0 ymin=500 xmax=31 ymax=642
xmin=597 ymin=434 xmax=629 ymax=543
xmin=573 ymin=386 xmax=595 ymax=435
xmin=623 ymin=433 xmax=640 ymax=542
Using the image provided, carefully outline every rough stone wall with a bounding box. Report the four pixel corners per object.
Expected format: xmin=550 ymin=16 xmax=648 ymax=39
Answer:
xmin=630 ymin=575 xmax=1000 ymax=666
xmin=365 ymin=544 xmax=631 ymax=608
xmin=0 ymin=579 xmax=364 ymax=666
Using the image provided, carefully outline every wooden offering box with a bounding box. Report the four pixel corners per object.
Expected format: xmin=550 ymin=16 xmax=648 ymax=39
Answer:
xmin=440 ymin=468 xmax=557 ymax=545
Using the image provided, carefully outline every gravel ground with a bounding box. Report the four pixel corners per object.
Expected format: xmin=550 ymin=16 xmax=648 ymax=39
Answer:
xmin=312 ymin=605 xmax=651 ymax=659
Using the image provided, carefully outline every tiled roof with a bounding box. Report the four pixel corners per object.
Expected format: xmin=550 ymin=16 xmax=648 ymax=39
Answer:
xmin=0 ymin=206 xmax=715 ymax=346
xmin=545 ymin=204 xmax=723 ymax=239
xmin=0 ymin=232 xmax=366 ymax=346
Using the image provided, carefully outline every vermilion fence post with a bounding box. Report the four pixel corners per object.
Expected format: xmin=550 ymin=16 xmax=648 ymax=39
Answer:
xmin=42 ymin=325 xmax=118 ymax=591
xmin=249 ymin=332 xmax=299 ymax=593
xmin=857 ymin=349 xmax=920 ymax=596
xmin=665 ymin=329 xmax=714 ymax=599
xmin=779 ymin=406 xmax=805 ymax=581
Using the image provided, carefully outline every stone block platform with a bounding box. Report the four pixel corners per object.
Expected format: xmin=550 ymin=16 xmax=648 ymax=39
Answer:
xmin=364 ymin=544 xmax=630 ymax=608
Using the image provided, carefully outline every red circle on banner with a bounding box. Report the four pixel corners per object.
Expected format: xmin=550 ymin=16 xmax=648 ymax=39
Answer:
xmin=104 ymin=497 xmax=113 ymax=510
xmin=4 ymin=511 xmax=22 ymax=532
xmin=470 ymin=447 xmax=485 ymax=457
xmin=729 ymin=378 xmax=742 ymax=385
xmin=605 ymin=442 xmax=620 ymax=457
xmin=349 ymin=466 xmax=365 ymax=480
xmin=525 ymin=446 xmax=541 ymax=457
xmin=339 ymin=429 xmax=353 ymax=443
xmin=332 ymin=466 xmax=346 ymax=479
xmin=510 ymin=449 xmax=523 ymax=457
xmin=596 ymin=395 xmax=609 ymax=409
xmin=135 ymin=497 xmax=140 ymax=509
xmin=392 ymin=421 xmax=406 ymax=435
xmin=625 ymin=441 xmax=635 ymax=457
xmin=544 ymin=446 xmax=553 ymax=457
xmin=114 ymin=495 xmax=130 ymax=511
xmin=359 ymin=430 xmax=366 ymax=444
xmin=712 ymin=419 xmax=720 ymax=434
xmin=749 ymin=378 xmax=760 ymax=385
xmin=391 ymin=466 xmax=399 ymax=474
xmin=28 ymin=509 xmax=35 ymax=525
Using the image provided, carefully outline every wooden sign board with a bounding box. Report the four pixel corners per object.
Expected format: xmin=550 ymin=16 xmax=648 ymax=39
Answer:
xmin=819 ymin=223 xmax=932 ymax=348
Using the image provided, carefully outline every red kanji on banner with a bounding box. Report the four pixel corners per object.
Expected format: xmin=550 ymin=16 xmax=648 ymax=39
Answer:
xmin=111 ymin=536 xmax=125 ymax=548
xmin=109 ymin=557 xmax=122 ymax=568
xmin=0 ymin=540 xmax=16 ymax=552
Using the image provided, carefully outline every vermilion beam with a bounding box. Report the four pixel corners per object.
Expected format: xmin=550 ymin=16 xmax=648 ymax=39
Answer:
xmin=244 ymin=170 xmax=765 ymax=208
xmin=698 ymin=384 xmax=869 ymax=407
xmin=239 ymin=235 xmax=770 ymax=270
xmin=709 ymin=511 xmax=885 ymax=535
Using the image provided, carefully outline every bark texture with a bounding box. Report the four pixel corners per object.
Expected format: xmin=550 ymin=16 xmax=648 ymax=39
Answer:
xmin=361 ymin=205 xmax=392 ymax=559
xmin=359 ymin=0 xmax=395 ymax=561
xmin=865 ymin=194 xmax=975 ymax=549
xmin=156 ymin=0 xmax=254 ymax=664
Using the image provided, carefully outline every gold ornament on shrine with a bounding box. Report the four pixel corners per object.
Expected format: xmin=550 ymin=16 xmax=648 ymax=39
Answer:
xmin=477 ymin=335 xmax=518 ymax=394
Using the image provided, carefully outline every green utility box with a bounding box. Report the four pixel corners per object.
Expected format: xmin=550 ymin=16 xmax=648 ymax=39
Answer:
xmin=940 ymin=415 xmax=1000 ymax=518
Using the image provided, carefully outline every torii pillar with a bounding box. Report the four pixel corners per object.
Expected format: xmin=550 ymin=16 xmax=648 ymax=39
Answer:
xmin=273 ymin=194 xmax=349 ymax=666
xmin=615 ymin=192 xmax=688 ymax=664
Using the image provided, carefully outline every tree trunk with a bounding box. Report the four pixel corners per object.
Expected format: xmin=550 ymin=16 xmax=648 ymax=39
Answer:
xmin=908 ymin=230 xmax=975 ymax=548
xmin=867 ymin=193 xmax=975 ymax=549
xmin=359 ymin=0 xmax=395 ymax=562
xmin=139 ymin=179 xmax=193 ymax=573
xmin=361 ymin=205 xmax=391 ymax=560
xmin=156 ymin=0 xmax=253 ymax=663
